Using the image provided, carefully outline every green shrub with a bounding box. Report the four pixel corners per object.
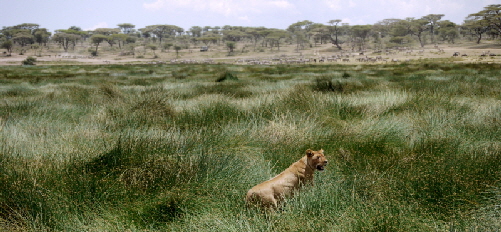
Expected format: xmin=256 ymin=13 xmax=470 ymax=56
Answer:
xmin=215 ymin=70 xmax=238 ymax=82
xmin=21 ymin=56 xmax=37 ymax=65
xmin=313 ymin=76 xmax=344 ymax=92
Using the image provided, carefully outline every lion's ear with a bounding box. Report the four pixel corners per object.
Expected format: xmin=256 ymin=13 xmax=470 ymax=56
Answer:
xmin=319 ymin=149 xmax=324 ymax=153
xmin=306 ymin=149 xmax=314 ymax=157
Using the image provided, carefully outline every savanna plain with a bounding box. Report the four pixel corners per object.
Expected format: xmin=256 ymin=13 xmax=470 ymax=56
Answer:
xmin=1 ymin=60 xmax=501 ymax=231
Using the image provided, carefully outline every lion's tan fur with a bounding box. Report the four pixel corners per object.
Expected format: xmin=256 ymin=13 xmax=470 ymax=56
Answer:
xmin=246 ymin=149 xmax=327 ymax=208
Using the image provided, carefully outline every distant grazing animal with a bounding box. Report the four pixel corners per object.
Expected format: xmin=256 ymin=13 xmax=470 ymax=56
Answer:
xmin=246 ymin=149 xmax=328 ymax=209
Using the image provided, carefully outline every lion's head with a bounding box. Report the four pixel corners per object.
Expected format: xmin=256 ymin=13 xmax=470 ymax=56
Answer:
xmin=306 ymin=149 xmax=328 ymax=171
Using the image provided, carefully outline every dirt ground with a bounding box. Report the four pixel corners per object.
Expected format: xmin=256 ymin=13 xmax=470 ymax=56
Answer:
xmin=1 ymin=41 xmax=501 ymax=66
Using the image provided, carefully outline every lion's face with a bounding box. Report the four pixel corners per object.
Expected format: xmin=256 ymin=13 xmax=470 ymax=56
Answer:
xmin=306 ymin=149 xmax=328 ymax=171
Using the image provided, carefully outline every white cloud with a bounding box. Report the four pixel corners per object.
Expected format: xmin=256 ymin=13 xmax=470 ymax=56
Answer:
xmin=143 ymin=0 xmax=294 ymax=16
xmin=323 ymin=0 xmax=357 ymax=11
xmin=143 ymin=0 xmax=165 ymax=10
xmin=269 ymin=0 xmax=293 ymax=8
xmin=238 ymin=15 xmax=250 ymax=22
xmin=348 ymin=0 xmax=356 ymax=7
xmin=85 ymin=22 xmax=109 ymax=31
xmin=323 ymin=0 xmax=342 ymax=11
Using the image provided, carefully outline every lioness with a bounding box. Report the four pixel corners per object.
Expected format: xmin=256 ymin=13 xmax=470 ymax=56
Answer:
xmin=246 ymin=149 xmax=328 ymax=208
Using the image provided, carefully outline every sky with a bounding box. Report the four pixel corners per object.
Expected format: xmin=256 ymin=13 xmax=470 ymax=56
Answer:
xmin=1 ymin=0 xmax=498 ymax=32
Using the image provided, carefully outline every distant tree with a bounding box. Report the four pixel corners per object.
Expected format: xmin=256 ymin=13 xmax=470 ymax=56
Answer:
xmin=140 ymin=25 xmax=182 ymax=44
xmin=1 ymin=40 xmax=13 ymax=56
xmin=126 ymin=36 xmax=137 ymax=44
xmin=287 ymin=20 xmax=314 ymax=33
xmin=110 ymin=34 xmax=128 ymax=49
xmin=213 ymin=26 xmax=221 ymax=34
xmin=310 ymin=23 xmax=330 ymax=45
xmin=463 ymin=16 xmax=491 ymax=44
xmin=374 ymin=18 xmax=402 ymax=38
xmin=246 ymin=27 xmax=267 ymax=51
xmin=1 ymin=27 xmax=17 ymax=40
xmin=422 ymin=14 xmax=445 ymax=43
xmin=287 ymin=20 xmax=314 ymax=51
xmin=390 ymin=19 xmax=412 ymax=37
xmin=203 ymin=26 xmax=212 ymax=34
xmin=223 ymin=30 xmax=246 ymax=42
xmin=162 ymin=43 xmax=173 ymax=52
xmin=13 ymin=23 xmax=39 ymax=33
xmin=198 ymin=37 xmax=218 ymax=46
xmin=93 ymin=28 xmax=120 ymax=36
xmin=351 ymin=25 xmax=373 ymax=51
xmin=409 ymin=18 xmax=429 ymax=47
xmin=175 ymin=27 xmax=184 ymax=36
xmin=189 ymin=26 xmax=203 ymax=37
xmin=117 ymin=23 xmax=135 ymax=34
xmin=147 ymin=44 xmax=158 ymax=57
xmin=13 ymin=32 xmax=34 ymax=47
xmin=226 ymin=41 xmax=236 ymax=54
xmin=52 ymin=32 xmax=79 ymax=51
xmin=327 ymin=19 xmax=343 ymax=49
xmin=437 ymin=20 xmax=459 ymax=43
xmin=33 ymin=28 xmax=51 ymax=46
xmin=174 ymin=45 xmax=182 ymax=57
xmin=266 ymin=29 xmax=288 ymax=50
xmin=53 ymin=29 xmax=85 ymax=51
xmin=68 ymin=26 xmax=82 ymax=31
xmin=469 ymin=4 xmax=501 ymax=37
xmin=90 ymin=34 xmax=108 ymax=54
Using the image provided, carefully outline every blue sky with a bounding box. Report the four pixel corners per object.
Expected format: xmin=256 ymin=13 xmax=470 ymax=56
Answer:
xmin=1 ymin=0 xmax=497 ymax=32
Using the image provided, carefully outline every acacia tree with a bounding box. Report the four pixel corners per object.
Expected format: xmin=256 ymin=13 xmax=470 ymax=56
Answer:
xmin=266 ymin=29 xmax=288 ymax=50
xmin=469 ymin=4 xmax=501 ymax=37
xmin=246 ymin=27 xmax=268 ymax=51
xmin=422 ymin=14 xmax=445 ymax=44
xmin=1 ymin=40 xmax=13 ymax=56
xmin=141 ymin=25 xmax=182 ymax=44
xmin=226 ymin=41 xmax=235 ymax=55
xmin=90 ymin=34 xmax=108 ymax=54
xmin=174 ymin=45 xmax=182 ymax=57
xmin=33 ymin=28 xmax=51 ymax=46
xmin=408 ymin=18 xmax=429 ymax=47
xmin=463 ymin=16 xmax=491 ymax=44
xmin=350 ymin=25 xmax=372 ymax=51
xmin=287 ymin=20 xmax=314 ymax=51
xmin=52 ymin=32 xmax=79 ymax=51
xmin=327 ymin=19 xmax=343 ymax=49
xmin=13 ymin=23 xmax=39 ymax=32
xmin=13 ymin=31 xmax=34 ymax=48
xmin=437 ymin=20 xmax=458 ymax=43
xmin=110 ymin=34 xmax=129 ymax=49
xmin=374 ymin=18 xmax=402 ymax=38
xmin=189 ymin=26 xmax=202 ymax=37
xmin=55 ymin=28 xmax=86 ymax=50
xmin=117 ymin=23 xmax=135 ymax=34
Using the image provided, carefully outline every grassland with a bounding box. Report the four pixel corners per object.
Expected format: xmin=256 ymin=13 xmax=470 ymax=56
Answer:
xmin=1 ymin=62 xmax=501 ymax=231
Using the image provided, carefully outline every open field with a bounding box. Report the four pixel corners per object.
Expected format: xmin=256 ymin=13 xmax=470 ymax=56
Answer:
xmin=1 ymin=61 xmax=501 ymax=231
xmin=2 ymin=40 xmax=501 ymax=66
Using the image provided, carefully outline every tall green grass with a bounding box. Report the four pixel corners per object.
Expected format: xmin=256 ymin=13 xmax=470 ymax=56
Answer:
xmin=1 ymin=63 xmax=500 ymax=231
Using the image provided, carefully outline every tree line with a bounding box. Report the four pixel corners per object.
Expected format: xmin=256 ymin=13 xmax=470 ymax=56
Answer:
xmin=1 ymin=4 xmax=500 ymax=57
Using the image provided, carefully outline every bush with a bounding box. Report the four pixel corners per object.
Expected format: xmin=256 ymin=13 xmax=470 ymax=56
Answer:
xmin=21 ymin=56 xmax=36 ymax=65
xmin=215 ymin=71 xmax=238 ymax=82
xmin=314 ymin=76 xmax=344 ymax=92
